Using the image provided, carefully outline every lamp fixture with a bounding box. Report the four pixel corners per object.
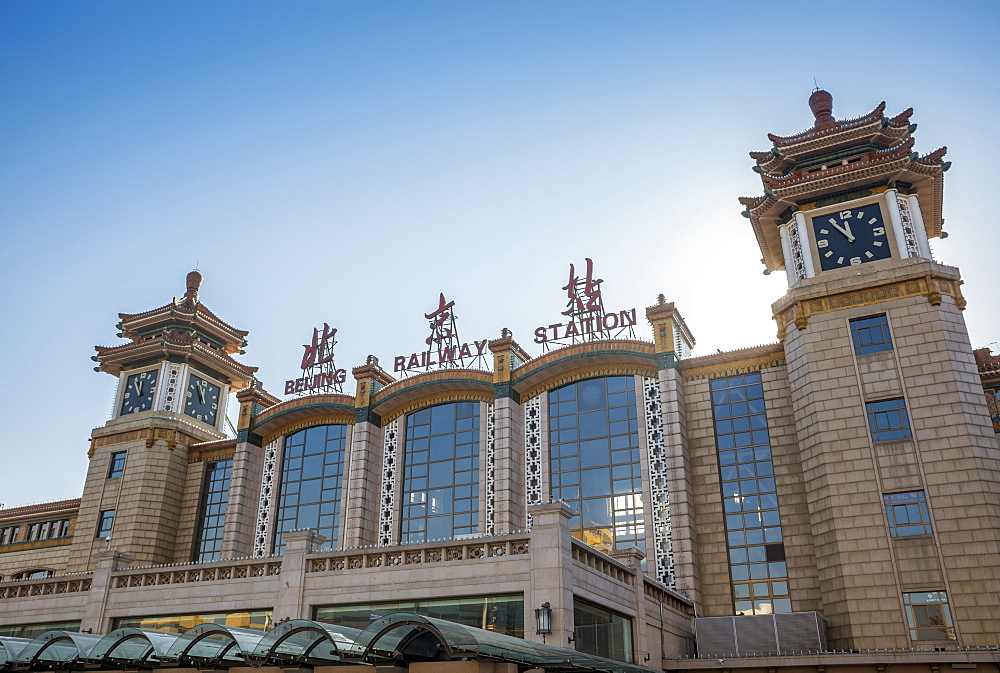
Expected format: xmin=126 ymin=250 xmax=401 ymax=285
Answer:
xmin=534 ymin=602 xmax=552 ymax=636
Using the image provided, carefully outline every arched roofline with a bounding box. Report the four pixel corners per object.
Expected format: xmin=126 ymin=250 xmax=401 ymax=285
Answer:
xmin=160 ymin=623 xmax=263 ymax=666
xmin=248 ymin=619 xmax=363 ymax=665
xmin=14 ymin=630 xmax=106 ymax=667
xmin=0 ymin=637 xmax=31 ymax=666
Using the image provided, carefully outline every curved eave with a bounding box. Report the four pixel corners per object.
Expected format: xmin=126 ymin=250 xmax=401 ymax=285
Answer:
xmin=251 ymin=394 xmax=357 ymax=438
xmin=119 ymin=303 xmax=248 ymax=353
xmin=95 ymin=339 xmax=258 ymax=386
xmin=766 ymin=101 xmax=887 ymax=148
xmin=759 ymin=138 xmax=914 ymax=189
xmin=511 ymin=340 xmax=657 ymax=399
xmin=371 ymin=369 xmax=495 ymax=421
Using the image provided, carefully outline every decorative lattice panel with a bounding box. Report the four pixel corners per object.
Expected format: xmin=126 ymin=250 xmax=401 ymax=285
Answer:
xmin=252 ymin=438 xmax=280 ymax=557
xmin=485 ymin=403 xmax=496 ymax=536
xmin=161 ymin=363 xmax=184 ymax=413
xmin=643 ymin=375 xmax=675 ymax=588
xmin=524 ymin=395 xmax=542 ymax=530
xmin=377 ymin=419 xmax=399 ymax=546
xmin=897 ymin=196 xmax=920 ymax=257
xmin=788 ymin=223 xmax=805 ymax=281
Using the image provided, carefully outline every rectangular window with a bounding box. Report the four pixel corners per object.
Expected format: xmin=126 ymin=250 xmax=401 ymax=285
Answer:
xmin=574 ymin=598 xmax=633 ymax=663
xmin=113 ymin=610 xmax=272 ymax=634
xmin=0 ymin=526 xmax=19 ymax=545
xmin=193 ymin=459 xmax=233 ymax=562
xmin=711 ymin=372 xmax=791 ymax=616
xmin=315 ymin=594 xmax=524 ymax=638
xmin=96 ymin=510 xmax=115 ymax=538
xmin=0 ymin=621 xmax=81 ymax=639
xmin=903 ymin=591 xmax=956 ymax=641
xmin=866 ymin=398 xmax=913 ymax=442
xmin=850 ymin=315 xmax=893 ymax=354
xmin=108 ymin=452 xmax=127 ymax=478
xmin=884 ymin=491 xmax=932 ymax=537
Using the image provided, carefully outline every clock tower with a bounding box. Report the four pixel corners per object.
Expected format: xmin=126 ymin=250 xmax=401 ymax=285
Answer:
xmin=66 ymin=271 xmax=258 ymax=571
xmin=739 ymin=92 xmax=1000 ymax=647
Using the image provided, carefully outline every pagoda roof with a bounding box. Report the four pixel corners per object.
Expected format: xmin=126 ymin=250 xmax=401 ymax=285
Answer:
xmin=739 ymin=91 xmax=949 ymax=273
xmin=94 ymin=271 xmax=257 ymax=388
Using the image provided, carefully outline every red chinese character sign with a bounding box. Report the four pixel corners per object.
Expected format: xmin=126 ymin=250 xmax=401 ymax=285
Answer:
xmin=393 ymin=293 xmax=489 ymax=375
xmin=534 ymin=258 xmax=637 ymax=350
xmin=284 ymin=323 xmax=347 ymax=396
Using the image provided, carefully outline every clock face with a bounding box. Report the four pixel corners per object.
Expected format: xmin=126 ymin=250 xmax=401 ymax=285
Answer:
xmin=185 ymin=374 xmax=221 ymax=425
xmin=120 ymin=369 xmax=159 ymax=415
xmin=811 ymin=203 xmax=892 ymax=271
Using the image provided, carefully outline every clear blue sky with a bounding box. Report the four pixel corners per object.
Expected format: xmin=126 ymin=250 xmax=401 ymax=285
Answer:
xmin=2 ymin=1 xmax=997 ymax=507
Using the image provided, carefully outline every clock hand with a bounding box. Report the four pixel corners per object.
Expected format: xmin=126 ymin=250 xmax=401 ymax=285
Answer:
xmin=134 ymin=379 xmax=143 ymax=397
xmin=828 ymin=218 xmax=856 ymax=242
xmin=197 ymin=385 xmax=206 ymax=404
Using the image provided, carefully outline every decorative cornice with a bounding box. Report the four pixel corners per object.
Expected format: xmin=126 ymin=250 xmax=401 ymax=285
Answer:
xmin=261 ymin=414 xmax=354 ymax=447
xmin=773 ymin=273 xmax=965 ymax=341
xmin=0 ymin=537 xmax=74 ymax=555
xmin=679 ymin=344 xmax=785 ymax=382
xmin=188 ymin=438 xmax=237 ymax=464
xmin=0 ymin=499 xmax=80 ymax=519
xmin=88 ymin=426 xmax=203 ymax=456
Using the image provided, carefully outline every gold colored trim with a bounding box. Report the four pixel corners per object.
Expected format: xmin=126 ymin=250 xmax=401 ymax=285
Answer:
xmin=774 ymin=275 xmax=964 ymax=340
xmin=0 ymin=538 xmax=73 ymax=555
xmin=88 ymin=427 xmax=202 ymax=456
xmin=188 ymin=447 xmax=237 ymax=464
xmin=261 ymin=413 xmax=354 ymax=446
xmin=383 ymin=390 xmax=494 ymax=424
xmin=681 ymin=352 xmax=786 ymax=383
xmin=520 ymin=363 xmax=656 ymax=402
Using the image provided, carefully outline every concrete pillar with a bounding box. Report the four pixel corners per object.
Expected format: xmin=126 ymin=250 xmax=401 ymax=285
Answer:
xmin=273 ymin=530 xmax=325 ymax=622
xmin=526 ymin=501 xmax=576 ymax=649
xmin=80 ymin=550 xmax=134 ymax=634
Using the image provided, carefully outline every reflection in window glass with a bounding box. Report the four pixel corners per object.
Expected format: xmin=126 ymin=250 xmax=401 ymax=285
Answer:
xmin=108 ymin=451 xmax=127 ymax=478
xmin=402 ymin=402 xmax=480 ymax=543
xmin=711 ymin=372 xmax=791 ymax=616
xmin=274 ymin=425 xmax=348 ymax=554
xmin=548 ymin=377 xmax=643 ymax=556
xmin=884 ymin=491 xmax=932 ymax=537
xmin=96 ymin=510 xmax=115 ymax=539
xmin=573 ymin=598 xmax=633 ymax=663
xmin=903 ymin=592 xmax=955 ymax=641
xmin=0 ymin=621 xmax=81 ymax=639
xmin=866 ymin=398 xmax=913 ymax=442
xmin=113 ymin=610 xmax=273 ymax=634
xmin=194 ymin=459 xmax=233 ymax=562
xmin=850 ymin=315 xmax=893 ymax=355
xmin=316 ymin=594 xmax=523 ymax=637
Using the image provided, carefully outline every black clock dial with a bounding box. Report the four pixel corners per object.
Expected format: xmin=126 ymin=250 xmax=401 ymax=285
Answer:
xmin=185 ymin=374 xmax=221 ymax=425
xmin=812 ymin=203 xmax=892 ymax=271
xmin=120 ymin=369 xmax=159 ymax=415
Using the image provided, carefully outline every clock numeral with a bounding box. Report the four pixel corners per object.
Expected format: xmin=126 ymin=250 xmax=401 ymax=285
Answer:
xmin=839 ymin=210 xmax=852 ymax=219
xmin=817 ymin=239 xmax=829 ymax=248
xmin=873 ymin=227 xmax=885 ymax=236
xmin=850 ymin=257 xmax=862 ymax=265
xmin=211 ymin=403 xmax=218 ymax=410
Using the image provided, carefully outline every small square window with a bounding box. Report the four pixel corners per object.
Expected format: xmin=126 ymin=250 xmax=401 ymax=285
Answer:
xmin=96 ymin=510 xmax=115 ymax=539
xmin=884 ymin=491 xmax=932 ymax=537
xmin=866 ymin=398 xmax=912 ymax=442
xmin=903 ymin=591 xmax=956 ymax=641
xmin=850 ymin=315 xmax=893 ymax=355
xmin=108 ymin=452 xmax=127 ymax=479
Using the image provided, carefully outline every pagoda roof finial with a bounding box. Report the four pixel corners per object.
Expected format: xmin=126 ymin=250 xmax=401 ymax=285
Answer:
xmin=185 ymin=269 xmax=203 ymax=302
xmin=809 ymin=89 xmax=835 ymax=128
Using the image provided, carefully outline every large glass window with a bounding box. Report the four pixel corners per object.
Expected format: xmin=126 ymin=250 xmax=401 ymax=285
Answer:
xmin=274 ymin=424 xmax=348 ymax=554
xmin=0 ymin=621 xmax=81 ymax=639
xmin=573 ymin=598 xmax=633 ymax=663
xmin=401 ymin=402 xmax=480 ymax=543
xmin=0 ymin=525 xmax=19 ymax=545
xmin=850 ymin=315 xmax=893 ymax=355
xmin=903 ymin=591 xmax=956 ymax=641
xmin=711 ymin=372 xmax=791 ymax=616
xmin=866 ymin=398 xmax=912 ymax=442
xmin=884 ymin=491 xmax=932 ymax=537
xmin=113 ymin=610 xmax=272 ymax=634
xmin=548 ymin=376 xmax=643 ymax=555
xmin=316 ymin=594 xmax=523 ymax=637
xmin=193 ymin=459 xmax=233 ymax=562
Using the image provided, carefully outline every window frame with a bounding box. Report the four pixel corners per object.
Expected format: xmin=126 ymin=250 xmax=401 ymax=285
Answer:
xmin=850 ymin=314 xmax=893 ymax=355
xmin=902 ymin=591 xmax=956 ymax=641
xmin=107 ymin=451 xmax=127 ymax=478
xmin=866 ymin=397 xmax=913 ymax=442
xmin=884 ymin=491 xmax=933 ymax=537
xmin=95 ymin=510 xmax=115 ymax=539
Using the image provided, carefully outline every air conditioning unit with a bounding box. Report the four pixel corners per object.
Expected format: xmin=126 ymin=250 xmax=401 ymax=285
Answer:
xmin=695 ymin=612 xmax=828 ymax=656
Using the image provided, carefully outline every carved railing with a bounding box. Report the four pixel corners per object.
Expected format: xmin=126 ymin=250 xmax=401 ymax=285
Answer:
xmin=0 ymin=573 xmax=92 ymax=599
xmin=308 ymin=537 xmax=530 ymax=573
xmin=570 ymin=539 xmax=634 ymax=586
xmin=112 ymin=558 xmax=281 ymax=588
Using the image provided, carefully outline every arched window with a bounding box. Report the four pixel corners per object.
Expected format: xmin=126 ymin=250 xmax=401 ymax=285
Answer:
xmin=401 ymin=402 xmax=480 ymax=543
xmin=273 ymin=424 xmax=348 ymax=554
xmin=548 ymin=376 xmax=644 ymax=555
